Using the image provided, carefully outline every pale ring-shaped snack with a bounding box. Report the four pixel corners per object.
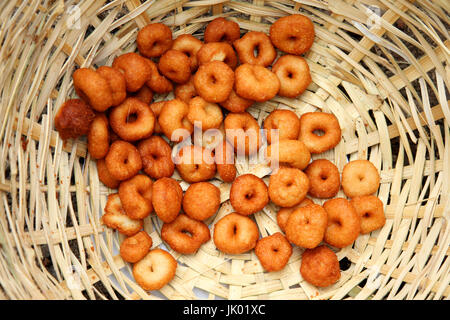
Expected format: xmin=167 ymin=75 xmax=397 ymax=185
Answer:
xmin=323 ymin=198 xmax=361 ymax=248
xmin=235 ymin=64 xmax=280 ymax=102
xmin=266 ymin=139 xmax=311 ymax=170
xmin=137 ymin=23 xmax=173 ymax=58
xmin=193 ymin=61 xmax=234 ymax=103
xmin=255 ymin=232 xmax=292 ymax=272
xmin=109 ymin=97 xmax=155 ymax=141
xmin=118 ymin=174 xmax=153 ymax=220
xmin=204 ymin=17 xmax=240 ymax=44
xmin=213 ymin=213 xmax=259 ymax=254
xmin=341 ymin=160 xmax=380 ymax=198
xmin=305 ymin=159 xmax=340 ymax=199
xmin=152 ymin=177 xmax=183 ymax=223
xmin=350 ymin=195 xmax=386 ymax=234
xmin=269 ymin=14 xmax=315 ymax=55
xmin=101 ymin=193 xmax=143 ymax=236
xmin=54 ymin=99 xmax=95 ymax=140
xmin=263 ymin=109 xmax=300 ymax=145
xmin=161 ymin=214 xmax=211 ymax=254
xmin=133 ymin=249 xmax=177 ymax=291
xmin=272 ymin=55 xmax=311 ymax=98
xmin=105 ymin=141 xmax=142 ymax=181
xmin=120 ymin=231 xmax=153 ymax=263
xmin=174 ymin=145 xmax=216 ymax=183
xmin=182 ymin=182 xmax=221 ymax=221
xmin=158 ymin=99 xmax=194 ymax=142
xmin=285 ymin=203 xmax=327 ymax=249
xmin=300 ymin=245 xmax=341 ymax=288
xmin=224 ymin=112 xmax=262 ymax=156
xmin=233 ymin=31 xmax=276 ymax=67
xmin=187 ymin=96 xmax=223 ymax=131
xmin=230 ymin=174 xmax=269 ymax=216
xmin=268 ymin=167 xmax=310 ymax=208
xmin=171 ymin=34 xmax=203 ymax=71
xmin=137 ymin=136 xmax=174 ymax=179
xmin=158 ymin=49 xmax=191 ymax=84
xmin=112 ymin=52 xmax=152 ymax=92
xmin=196 ymin=42 xmax=238 ymax=69
xmin=298 ymin=112 xmax=342 ymax=154
xmin=276 ymin=198 xmax=314 ymax=233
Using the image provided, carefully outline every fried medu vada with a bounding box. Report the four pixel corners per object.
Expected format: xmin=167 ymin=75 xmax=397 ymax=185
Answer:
xmin=298 ymin=112 xmax=342 ymax=154
xmin=187 ymin=96 xmax=223 ymax=131
xmin=263 ymin=109 xmax=300 ymax=145
xmin=224 ymin=112 xmax=262 ymax=156
xmin=174 ymin=145 xmax=216 ymax=183
xmin=230 ymin=174 xmax=269 ymax=216
xmin=350 ymin=195 xmax=386 ymax=234
xmin=255 ymin=232 xmax=292 ymax=272
xmin=233 ymin=31 xmax=276 ymax=67
xmin=112 ymin=52 xmax=152 ymax=92
xmin=305 ymin=159 xmax=340 ymax=199
xmin=158 ymin=99 xmax=194 ymax=142
xmin=272 ymin=55 xmax=311 ymax=98
xmin=234 ymin=64 xmax=280 ymax=102
xmin=341 ymin=160 xmax=380 ymax=198
xmin=137 ymin=136 xmax=174 ymax=179
xmin=182 ymin=182 xmax=221 ymax=221
xmin=266 ymin=139 xmax=311 ymax=170
xmin=96 ymin=158 xmax=120 ymax=189
xmin=193 ymin=61 xmax=234 ymax=103
xmin=54 ymin=99 xmax=95 ymax=140
xmin=196 ymin=42 xmax=238 ymax=70
xmin=137 ymin=23 xmax=173 ymax=58
xmin=300 ymin=245 xmax=340 ymax=287
xmin=171 ymin=34 xmax=203 ymax=71
xmin=204 ymin=17 xmax=240 ymax=44
xmin=105 ymin=140 xmax=142 ymax=181
xmin=118 ymin=174 xmax=153 ymax=220
xmin=152 ymin=177 xmax=183 ymax=223
xmin=277 ymin=198 xmax=314 ymax=233
xmin=133 ymin=249 xmax=177 ymax=291
xmin=158 ymin=49 xmax=191 ymax=84
xmin=268 ymin=167 xmax=310 ymax=208
xmin=101 ymin=193 xmax=143 ymax=236
xmin=120 ymin=231 xmax=153 ymax=263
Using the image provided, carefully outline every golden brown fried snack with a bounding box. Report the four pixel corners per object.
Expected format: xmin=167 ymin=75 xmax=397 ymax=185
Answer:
xmin=266 ymin=140 xmax=311 ymax=170
xmin=54 ymin=99 xmax=95 ymax=140
xmin=101 ymin=193 xmax=143 ymax=236
xmin=118 ymin=174 xmax=153 ymax=220
xmin=255 ymin=232 xmax=292 ymax=272
xmin=234 ymin=64 xmax=280 ymax=102
xmin=277 ymin=198 xmax=314 ymax=233
xmin=305 ymin=159 xmax=340 ymax=199
xmin=350 ymin=195 xmax=386 ymax=234
xmin=272 ymin=55 xmax=311 ymax=98
xmin=204 ymin=17 xmax=240 ymax=44
xmin=300 ymin=245 xmax=340 ymax=287
xmin=230 ymin=174 xmax=269 ymax=216
xmin=88 ymin=113 xmax=109 ymax=159
xmin=174 ymin=145 xmax=216 ymax=183
xmin=268 ymin=167 xmax=310 ymax=208
xmin=120 ymin=231 xmax=153 ymax=263
xmin=298 ymin=112 xmax=342 ymax=154
xmin=263 ymin=109 xmax=300 ymax=145
xmin=182 ymin=182 xmax=221 ymax=221
xmin=138 ymin=136 xmax=174 ymax=179
xmin=341 ymin=160 xmax=380 ymax=198
xmin=133 ymin=249 xmax=177 ymax=290
xmin=105 ymin=140 xmax=142 ymax=181
xmin=152 ymin=177 xmax=183 ymax=223
xmin=96 ymin=158 xmax=120 ymax=189
xmin=112 ymin=52 xmax=152 ymax=92
xmin=161 ymin=214 xmax=211 ymax=254
xmin=137 ymin=23 xmax=173 ymax=58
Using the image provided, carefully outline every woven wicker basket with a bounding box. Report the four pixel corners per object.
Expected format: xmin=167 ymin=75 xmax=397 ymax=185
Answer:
xmin=0 ymin=0 xmax=449 ymax=300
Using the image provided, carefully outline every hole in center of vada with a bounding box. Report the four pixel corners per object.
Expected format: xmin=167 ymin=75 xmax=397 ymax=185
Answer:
xmin=253 ymin=44 xmax=260 ymax=58
xmin=312 ymin=129 xmax=325 ymax=136
xmin=320 ymin=175 xmax=328 ymax=181
xmin=363 ymin=212 xmax=371 ymax=218
xmin=181 ymin=229 xmax=193 ymax=237
xmin=245 ymin=192 xmax=253 ymax=200
xmin=126 ymin=112 xmax=138 ymax=123
xmin=210 ymin=75 xmax=217 ymax=84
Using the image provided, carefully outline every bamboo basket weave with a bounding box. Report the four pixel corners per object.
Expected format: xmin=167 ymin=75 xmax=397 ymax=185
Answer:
xmin=0 ymin=0 xmax=449 ymax=300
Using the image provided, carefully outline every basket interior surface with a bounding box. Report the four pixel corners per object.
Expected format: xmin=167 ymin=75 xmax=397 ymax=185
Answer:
xmin=0 ymin=0 xmax=449 ymax=300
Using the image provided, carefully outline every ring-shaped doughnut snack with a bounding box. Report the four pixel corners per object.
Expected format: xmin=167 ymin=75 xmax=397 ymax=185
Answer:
xmin=196 ymin=42 xmax=238 ymax=70
xmin=234 ymin=64 xmax=280 ymax=102
xmin=193 ymin=61 xmax=234 ymax=103
xmin=174 ymin=145 xmax=216 ymax=183
xmin=341 ymin=160 xmax=380 ymax=198
xmin=158 ymin=49 xmax=191 ymax=84
xmin=263 ymin=109 xmax=300 ymax=145
xmin=272 ymin=55 xmax=311 ymax=98
xmin=118 ymin=174 xmax=153 ymax=220
xmin=268 ymin=167 xmax=310 ymax=208
xmin=214 ymin=140 xmax=237 ymax=183
xmin=133 ymin=249 xmax=177 ymax=291
xmin=187 ymin=96 xmax=223 ymax=131
xmin=175 ymin=78 xmax=197 ymax=103
xmin=230 ymin=174 xmax=269 ymax=216
xmin=213 ymin=213 xmax=259 ymax=254
xmin=255 ymin=232 xmax=292 ymax=272
xmin=350 ymin=195 xmax=386 ymax=234
xmin=298 ymin=112 xmax=342 ymax=154
xmin=105 ymin=140 xmax=142 ymax=181
xmin=96 ymin=158 xmax=120 ymax=189
xmin=137 ymin=23 xmax=173 ymax=58
xmin=158 ymin=99 xmax=194 ymax=142
xmin=285 ymin=203 xmax=327 ymax=249
xmin=219 ymin=88 xmax=254 ymax=113
xmin=145 ymin=58 xmax=174 ymax=94
xmin=233 ymin=31 xmax=276 ymax=67
xmin=137 ymin=136 xmax=174 ymax=179
xmin=305 ymin=159 xmax=340 ymax=199
xmin=269 ymin=14 xmax=315 ymax=55
xmin=109 ymin=97 xmax=155 ymax=141
xmin=224 ymin=112 xmax=262 ymax=156
xmin=204 ymin=17 xmax=240 ymax=44
xmin=276 ymin=198 xmax=314 ymax=233
xmin=96 ymin=66 xmax=127 ymax=106
xmin=323 ymin=198 xmax=361 ymax=248
xmin=161 ymin=214 xmax=211 ymax=254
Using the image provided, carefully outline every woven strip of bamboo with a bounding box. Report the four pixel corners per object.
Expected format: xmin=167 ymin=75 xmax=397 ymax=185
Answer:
xmin=0 ymin=0 xmax=448 ymax=300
